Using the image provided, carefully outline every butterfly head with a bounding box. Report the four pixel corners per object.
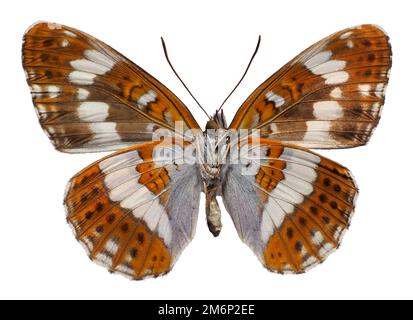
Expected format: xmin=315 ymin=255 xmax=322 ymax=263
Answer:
xmin=205 ymin=109 xmax=227 ymax=130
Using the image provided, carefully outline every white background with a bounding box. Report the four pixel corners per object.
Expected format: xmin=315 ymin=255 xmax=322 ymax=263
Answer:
xmin=1 ymin=0 xmax=412 ymax=299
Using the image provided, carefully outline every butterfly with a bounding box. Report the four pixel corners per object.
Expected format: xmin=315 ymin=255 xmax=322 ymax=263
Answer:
xmin=22 ymin=22 xmax=391 ymax=280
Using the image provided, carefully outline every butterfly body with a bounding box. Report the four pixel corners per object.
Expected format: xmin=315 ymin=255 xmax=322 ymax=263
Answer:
xmin=23 ymin=22 xmax=391 ymax=280
xmin=195 ymin=111 xmax=230 ymax=236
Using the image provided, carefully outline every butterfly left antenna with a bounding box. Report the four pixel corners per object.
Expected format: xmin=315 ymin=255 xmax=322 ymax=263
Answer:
xmin=161 ymin=37 xmax=212 ymax=121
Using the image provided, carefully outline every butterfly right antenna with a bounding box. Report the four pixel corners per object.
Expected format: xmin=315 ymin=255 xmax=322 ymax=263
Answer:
xmin=217 ymin=35 xmax=261 ymax=113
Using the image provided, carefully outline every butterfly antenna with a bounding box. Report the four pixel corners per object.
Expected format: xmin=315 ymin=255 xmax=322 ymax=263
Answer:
xmin=217 ymin=35 xmax=261 ymax=113
xmin=161 ymin=37 xmax=212 ymax=120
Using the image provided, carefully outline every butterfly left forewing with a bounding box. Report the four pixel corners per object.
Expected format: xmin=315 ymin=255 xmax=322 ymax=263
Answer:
xmin=222 ymin=139 xmax=357 ymax=273
xmin=230 ymin=24 xmax=391 ymax=149
xmin=65 ymin=139 xmax=201 ymax=279
xmin=23 ymin=22 xmax=200 ymax=153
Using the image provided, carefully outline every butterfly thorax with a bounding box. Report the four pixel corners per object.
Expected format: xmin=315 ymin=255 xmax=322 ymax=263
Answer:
xmin=196 ymin=111 xmax=229 ymax=178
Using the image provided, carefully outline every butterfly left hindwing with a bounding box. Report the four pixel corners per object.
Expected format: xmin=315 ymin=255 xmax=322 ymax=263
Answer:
xmin=65 ymin=139 xmax=201 ymax=279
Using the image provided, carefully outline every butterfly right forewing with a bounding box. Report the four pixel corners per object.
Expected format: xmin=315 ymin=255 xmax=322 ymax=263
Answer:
xmin=230 ymin=25 xmax=391 ymax=149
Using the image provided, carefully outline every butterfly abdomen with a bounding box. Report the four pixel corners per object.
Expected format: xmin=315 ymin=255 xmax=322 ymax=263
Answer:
xmin=205 ymin=179 xmax=223 ymax=237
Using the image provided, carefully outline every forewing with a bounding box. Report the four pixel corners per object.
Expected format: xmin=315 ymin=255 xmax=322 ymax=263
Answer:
xmin=230 ymin=25 xmax=391 ymax=149
xmin=23 ymin=22 xmax=200 ymax=153
xmin=222 ymin=139 xmax=357 ymax=273
xmin=65 ymin=139 xmax=201 ymax=279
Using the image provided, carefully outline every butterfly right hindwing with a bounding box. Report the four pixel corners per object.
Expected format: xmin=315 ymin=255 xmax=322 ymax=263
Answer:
xmin=222 ymin=139 xmax=357 ymax=273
